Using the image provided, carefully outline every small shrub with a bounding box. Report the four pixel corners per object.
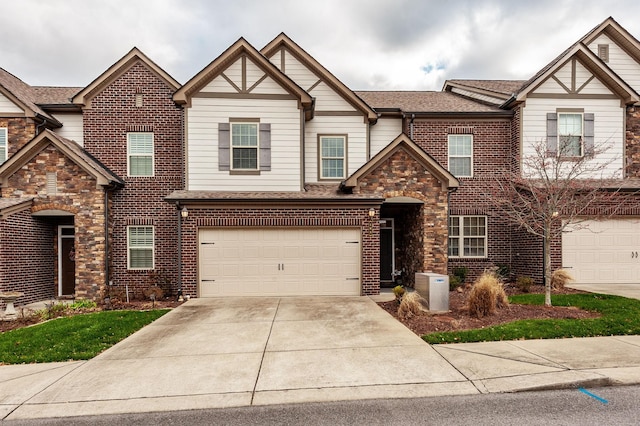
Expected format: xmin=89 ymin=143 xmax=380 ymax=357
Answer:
xmin=515 ymin=276 xmax=534 ymax=293
xmin=393 ymin=285 xmax=405 ymax=302
xmin=449 ymin=274 xmax=462 ymax=291
xmin=397 ymin=292 xmax=429 ymax=320
xmin=452 ymin=266 xmax=469 ymax=283
xmin=143 ymin=286 xmax=164 ymax=301
xmin=70 ymin=300 xmax=98 ymax=310
xmin=551 ymin=269 xmax=574 ymax=289
xmin=468 ymin=271 xmax=509 ymax=318
xmin=495 ymin=264 xmax=511 ymax=281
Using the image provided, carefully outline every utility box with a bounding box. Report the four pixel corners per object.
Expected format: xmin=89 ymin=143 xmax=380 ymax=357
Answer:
xmin=414 ymin=273 xmax=449 ymax=312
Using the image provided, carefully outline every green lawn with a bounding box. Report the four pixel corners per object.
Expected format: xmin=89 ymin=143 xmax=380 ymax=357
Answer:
xmin=0 ymin=310 xmax=168 ymax=364
xmin=423 ymin=293 xmax=640 ymax=344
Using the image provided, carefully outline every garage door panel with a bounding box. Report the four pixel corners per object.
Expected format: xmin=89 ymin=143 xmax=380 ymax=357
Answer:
xmin=199 ymin=228 xmax=361 ymax=297
xmin=563 ymin=219 xmax=640 ymax=284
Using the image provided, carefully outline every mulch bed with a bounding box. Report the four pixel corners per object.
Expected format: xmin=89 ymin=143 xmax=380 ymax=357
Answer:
xmin=378 ymin=284 xmax=600 ymax=336
xmin=0 ymin=298 xmax=182 ymax=334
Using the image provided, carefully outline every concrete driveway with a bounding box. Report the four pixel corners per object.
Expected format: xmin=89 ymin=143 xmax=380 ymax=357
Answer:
xmin=4 ymin=297 xmax=473 ymax=419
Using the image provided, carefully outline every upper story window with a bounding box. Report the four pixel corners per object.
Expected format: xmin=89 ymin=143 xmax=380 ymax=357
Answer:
xmin=448 ymin=134 xmax=473 ymax=177
xmin=547 ymin=112 xmax=594 ymax=158
xmin=0 ymin=128 xmax=6 ymax=163
xmin=127 ymin=226 xmax=154 ymax=270
xmin=231 ymin=123 xmax=258 ymax=170
xmin=558 ymin=113 xmax=583 ymax=157
xmin=320 ymin=135 xmax=346 ymax=179
xmin=127 ymin=132 xmax=154 ymax=176
xmin=448 ymin=215 xmax=487 ymax=258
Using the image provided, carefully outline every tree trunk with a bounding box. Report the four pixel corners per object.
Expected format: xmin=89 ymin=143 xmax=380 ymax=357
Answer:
xmin=544 ymin=226 xmax=552 ymax=307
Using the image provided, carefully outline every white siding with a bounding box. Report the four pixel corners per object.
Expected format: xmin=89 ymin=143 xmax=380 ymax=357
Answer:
xmin=589 ymin=34 xmax=640 ymax=92
xmin=51 ymin=113 xmax=83 ymax=146
xmin=521 ymin=97 xmax=624 ymax=178
xmin=305 ymin=115 xmax=367 ymax=182
xmin=535 ymin=61 xmax=613 ymax=95
xmin=370 ymin=117 xmax=403 ymax=157
xmin=278 ymin=50 xmax=320 ymax=91
xmin=311 ymin=81 xmax=357 ymax=112
xmin=187 ymin=97 xmax=302 ymax=191
xmin=202 ymin=75 xmax=237 ymax=93
xmin=0 ymin=92 xmax=23 ymax=113
xmin=535 ymin=76 xmax=567 ymax=94
xmin=250 ymin=76 xmax=289 ymax=95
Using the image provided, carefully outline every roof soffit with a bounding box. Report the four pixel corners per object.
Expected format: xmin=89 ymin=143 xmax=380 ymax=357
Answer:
xmin=174 ymin=38 xmax=312 ymax=109
xmin=73 ymin=47 xmax=180 ymax=108
xmin=261 ymin=33 xmax=377 ymax=123
xmin=342 ymin=133 xmax=458 ymax=190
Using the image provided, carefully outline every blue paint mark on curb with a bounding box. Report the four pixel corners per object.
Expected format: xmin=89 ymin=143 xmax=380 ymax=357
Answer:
xmin=579 ymin=388 xmax=609 ymax=404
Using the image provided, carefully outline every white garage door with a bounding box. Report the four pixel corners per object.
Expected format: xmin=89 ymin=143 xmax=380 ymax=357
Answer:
xmin=562 ymin=219 xmax=640 ymax=284
xmin=198 ymin=228 xmax=361 ymax=297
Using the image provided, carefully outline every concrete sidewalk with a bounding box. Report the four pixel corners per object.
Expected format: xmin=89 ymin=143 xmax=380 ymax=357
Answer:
xmin=1 ymin=296 xmax=640 ymax=420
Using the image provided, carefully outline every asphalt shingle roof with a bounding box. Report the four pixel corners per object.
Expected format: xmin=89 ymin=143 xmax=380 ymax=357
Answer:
xmin=355 ymin=91 xmax=505 ymax=113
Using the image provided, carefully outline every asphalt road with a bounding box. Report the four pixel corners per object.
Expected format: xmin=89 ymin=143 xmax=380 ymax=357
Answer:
xmin=4 ymin=385 xmax=638 ymax=425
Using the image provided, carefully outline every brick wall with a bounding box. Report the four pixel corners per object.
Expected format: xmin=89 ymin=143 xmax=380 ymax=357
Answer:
xmin=179 ymin=207 xmax=380 ymax=296
xmin=82 ymin=61 xmax=183 ymax=298
xmin=0 ymin=208 xmax=55 ymax=309
xmin=408 ymin=117 xmax=513 ymax=283
xmin=3 ymin=144 xmax=105 ymax=299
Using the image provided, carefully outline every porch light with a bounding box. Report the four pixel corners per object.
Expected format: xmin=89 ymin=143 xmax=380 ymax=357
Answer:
xmin=368 ymin=208 xmax=375 ymax=218
xmin=181 ymin=206 xmax=189 ymax=218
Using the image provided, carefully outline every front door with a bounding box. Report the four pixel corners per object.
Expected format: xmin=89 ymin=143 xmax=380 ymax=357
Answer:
xmin=59 ymin=226 xmax=75 ymax=296
xmin=380 ymin=218 xmax=395 ymax=283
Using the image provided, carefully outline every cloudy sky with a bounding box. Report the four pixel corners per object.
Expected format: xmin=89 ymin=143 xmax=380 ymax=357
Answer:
xmin=3 ymin=0 xmax=640 ymax=91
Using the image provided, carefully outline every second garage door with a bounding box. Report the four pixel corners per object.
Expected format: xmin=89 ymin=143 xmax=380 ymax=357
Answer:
xmin=562 ymin=219 xmax=640 ymax=284
xmin=199 ymin=228 xmax=362 ymax=297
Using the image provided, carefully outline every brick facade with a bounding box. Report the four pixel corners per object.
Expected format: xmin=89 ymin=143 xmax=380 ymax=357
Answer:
xmin=82 ymin=61 xmax=183 ymax=298
xmin=179 ymin=207 xmax=380 ymax=296
xmin=0 ymin=207 xmax=55 ymax=309
xmin=408 ymin=117 xmax=515 ymax=283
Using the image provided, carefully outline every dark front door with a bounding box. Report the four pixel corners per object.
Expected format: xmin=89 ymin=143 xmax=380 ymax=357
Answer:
xmin=380 ymin=219 xmax=394 ymax=282
xmin=60 ymin=228 xmax=75 ymax=296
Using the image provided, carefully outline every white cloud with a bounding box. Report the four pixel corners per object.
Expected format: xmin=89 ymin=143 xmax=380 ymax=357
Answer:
xmin=1 ymin=0 xmax=640 ymax=90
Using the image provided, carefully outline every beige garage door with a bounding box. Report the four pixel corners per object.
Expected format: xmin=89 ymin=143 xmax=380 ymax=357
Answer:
xmin=562 ymin=219 xmax=640 ymax=284
xmin=198 ymin=228 xmax=361 ymax=297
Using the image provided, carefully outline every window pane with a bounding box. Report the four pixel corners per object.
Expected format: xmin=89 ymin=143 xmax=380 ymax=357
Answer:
xmin=448 ymin=237 xmax=459 ymax=257
xmin=448 ymin=216 xmax=460 ymax=236
xmin=129 ymin=227 xmax=153 ymax=246
xmin=0 ymin=128 xmax=6 ymax=163
xmin=322 ymin=159 xmax=344 ymax=178
xmin=321 ymin=137 xmax=344 ymax=157
xmin=558 ymin=114 xmax=582 ymax=136
xmin=130 ymin=248 xmax=153 ymax=269
xmin=130 ymin=157 xmax=153 ymax=176
xmin=464 ymin=238 xmax=485 ymax=257
xmin=559 ymin=135 xmax=582 ymax=156
xmin=449 ymin=158 xmax=471 ymax=177
xmin=448 ymin=135 xmax=472 ymax=155
xmin=232 ymin=123 xmax=258 ymax=147
xmin=128 ymin=133 xmax=153 ymax=154
xmin=232 ymin=147 xmax=258 ymax=169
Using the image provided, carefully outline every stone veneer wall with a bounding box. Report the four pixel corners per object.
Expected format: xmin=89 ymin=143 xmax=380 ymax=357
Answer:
xmin=4 ymin=145 xmax=106 ymax=300
xmin=82 ymin=61 xmax=183 ymax=297
xmin=0 ymin=208 xmax=55 ymax=309
xmin=351 ymin=148 xmax=450 ymax=277
xmin=626 ymin=106 xmax=640 ymax=177
xmin=179 ymin=207 xmax=380 ymax=297
xmin=0 ymin=117 xmax=36 ymax=159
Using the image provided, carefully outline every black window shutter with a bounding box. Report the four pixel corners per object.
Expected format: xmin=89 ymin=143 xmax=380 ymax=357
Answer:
xmin=546 ymin=113 xmax=558 ymax=156
xmin=218 ymin=123 xmax=230 ymax=171
xmin=259 ymin=123 xmax=271 ymax=171
xmin=584 ymin=113 xmax=595 ymax=156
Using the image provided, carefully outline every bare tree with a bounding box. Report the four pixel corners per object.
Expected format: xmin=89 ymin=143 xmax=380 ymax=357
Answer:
xmin=491 ymin=138 xmax=630 ymax=306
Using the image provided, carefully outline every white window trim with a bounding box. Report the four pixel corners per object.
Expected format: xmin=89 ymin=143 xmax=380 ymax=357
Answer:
xmin=448 ymin=215 xmax=487 ymax=259
xmin=231 ymin=122 xmax=259 ymax=171
xmin=127 ymin=132 xmax=155 ymax=177
xmin=0 ymin=127 xmax=7 ymax=163
xmin=557 ymin=112 xmax=583 ymax=158
xmin=127 ymin=226 xmax=155 ymax=270
xmin=447 ymin=134 xmax=473 ymax=178
xmin=319 ymin=135 xmax=347 ymax=180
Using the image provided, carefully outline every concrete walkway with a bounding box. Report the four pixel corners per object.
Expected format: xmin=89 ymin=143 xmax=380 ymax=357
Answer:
xmin=1 ymin=295 xmax=640 ymax=420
